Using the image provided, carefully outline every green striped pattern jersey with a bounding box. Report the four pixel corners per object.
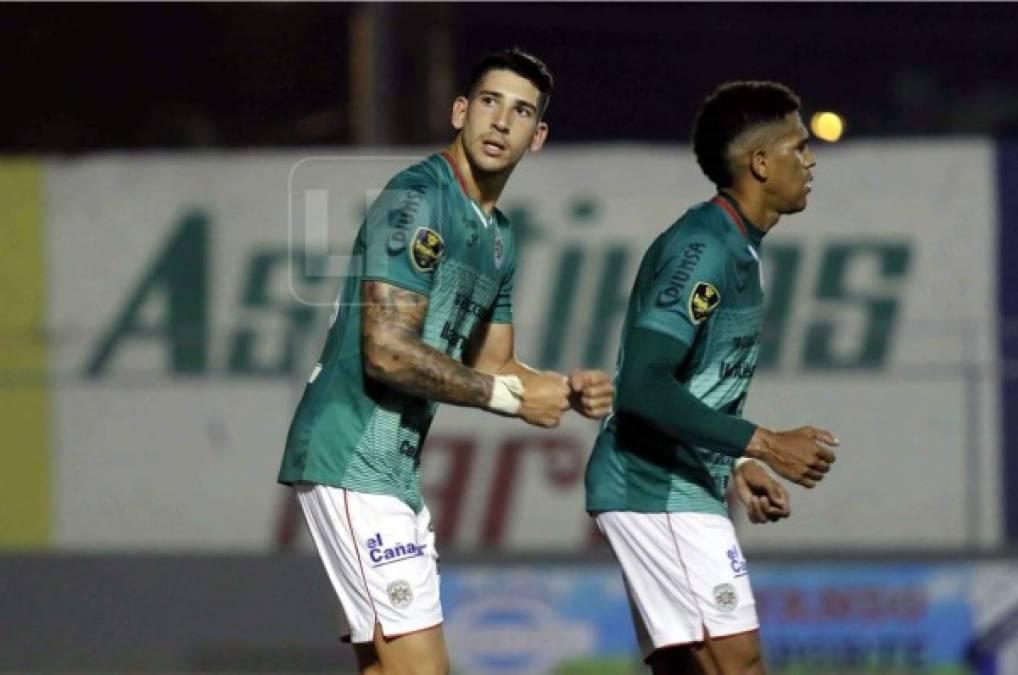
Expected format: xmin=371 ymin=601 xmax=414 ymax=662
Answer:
xmin=278 ymin=152 xmax=517 ymax=513
xmin=586 ymin=193 xmax=765 ymax=515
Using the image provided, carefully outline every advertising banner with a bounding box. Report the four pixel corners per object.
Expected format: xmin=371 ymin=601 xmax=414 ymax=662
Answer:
xmin=28 ymin=143 xmax=1001 ymax=551
xmin=441 ymin=562 xmax=1018 ymax=675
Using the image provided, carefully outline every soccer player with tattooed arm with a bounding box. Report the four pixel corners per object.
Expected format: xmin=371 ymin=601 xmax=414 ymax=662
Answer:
xmin=585 ymin=81 xmax=839 ymax=675
xmin=277 ymin=49 xmax=612 ymax=675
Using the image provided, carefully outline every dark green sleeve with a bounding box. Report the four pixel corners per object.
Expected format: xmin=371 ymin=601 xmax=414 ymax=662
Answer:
xmin=617 ymin=326 xmax=756 ymax=458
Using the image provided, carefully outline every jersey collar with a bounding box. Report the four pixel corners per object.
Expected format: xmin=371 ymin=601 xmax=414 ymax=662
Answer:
xmin=711 ymin=192 xmax=765 ymax=249
xmin=440 ymin=150 xmax=493 ymax=229
xmin=440 ymin=150 xmax=469 ymax=195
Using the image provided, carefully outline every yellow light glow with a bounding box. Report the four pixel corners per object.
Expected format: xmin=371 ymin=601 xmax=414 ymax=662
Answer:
xmin=811 ymin=112 xmax=844 ymax=142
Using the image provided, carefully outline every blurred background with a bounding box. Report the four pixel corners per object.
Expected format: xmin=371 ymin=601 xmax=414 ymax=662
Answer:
xmin=3 ymin=2 xmax=1018 ymax=674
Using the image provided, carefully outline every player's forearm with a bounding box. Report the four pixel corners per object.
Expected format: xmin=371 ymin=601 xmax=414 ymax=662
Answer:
xmin=363 ymin=328 xmax=494 ymax=407
xmin=491 ymin=357 xmax=541 ymax=381
xmin=616 ymin=327 xmax=756 ymax=458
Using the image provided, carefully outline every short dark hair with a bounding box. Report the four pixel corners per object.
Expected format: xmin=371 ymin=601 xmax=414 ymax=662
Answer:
xmin=692 ymin=81 xmax=801 ymax=188
xmin=465 ymin=47 xmax=554 ymax=117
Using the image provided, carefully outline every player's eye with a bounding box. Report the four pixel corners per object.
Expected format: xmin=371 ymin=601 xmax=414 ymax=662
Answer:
xmin=516 ymin=105 xmax=533 ymax=118
xmin=480 ymin=95 xmax=495 ymax=106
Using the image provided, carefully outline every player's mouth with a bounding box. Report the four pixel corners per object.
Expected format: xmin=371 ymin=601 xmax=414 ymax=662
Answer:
xmin=804 ymin=175 xmax=814 ymax=193
xmin=481 ymin=137 xmax=507 ymax=157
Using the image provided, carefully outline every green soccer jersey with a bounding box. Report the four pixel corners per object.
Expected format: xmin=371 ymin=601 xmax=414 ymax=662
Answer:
xmin=278 ymin=152 xmax=516 ymax=512
xmin=585 ymin=193 xmax=765 ymax=515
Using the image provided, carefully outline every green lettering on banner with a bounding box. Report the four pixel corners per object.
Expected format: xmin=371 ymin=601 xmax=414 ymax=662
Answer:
xmin=538 ymin=247 xmax=583 ymax=370
xmin=227 ymin=249 xmax=326 ymax=376
xmin=757 ymin=245 xmax=803 ymax=371
xmin=803 ymin=242 xmax=911 ymax=370
xmin=582 ymin=246 xmax=630 ymax=370
xmin=85 ymin=211 xmax=209 ymax=377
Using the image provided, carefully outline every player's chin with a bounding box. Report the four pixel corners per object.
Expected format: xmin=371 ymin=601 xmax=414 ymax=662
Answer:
xmin=784 ymin=195 xmax=809 ymax=214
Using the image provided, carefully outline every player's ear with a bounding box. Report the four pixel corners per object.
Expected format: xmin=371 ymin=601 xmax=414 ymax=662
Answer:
xmin=530 ymin=121 xmax=549 ymax=152
xmin=451 ymin=96 xmax=469 ymax=130
xmin=749 ymin=147 xmax=768 ymax=182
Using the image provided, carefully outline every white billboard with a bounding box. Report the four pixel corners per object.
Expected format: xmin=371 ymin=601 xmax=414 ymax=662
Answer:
xmin=43 ymin=142 xmax=1000 ymax=551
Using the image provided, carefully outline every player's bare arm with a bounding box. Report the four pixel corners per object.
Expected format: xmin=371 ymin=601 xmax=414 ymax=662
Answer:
xmin=462 ymin=320 xmax=573 ymax=427
xmin=734 ymin=460 xmax=791 ymax=524
xmin=361 ymin=280 xmax=493 ymax=407
xmin=743 ymin=425 xmax=839 ymax=489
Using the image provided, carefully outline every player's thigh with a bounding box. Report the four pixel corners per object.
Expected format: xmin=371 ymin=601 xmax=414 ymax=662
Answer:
xmin=650 ymin=642 xmax=719 ymax=675
xmin=594 ymin=511 xmax=706 ymax=653
xmin=372 ymin=622 xmax=449 ymax=675
xmin=668 ymin=513 xmax=759 ymax=641
xmin=702 ymin=629 xmax=765 ymax=675
xmin=297 ymin=485 xmax=443 ymax=645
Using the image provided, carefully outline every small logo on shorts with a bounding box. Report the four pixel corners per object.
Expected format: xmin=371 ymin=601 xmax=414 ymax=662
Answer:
xmin=727 ymin=546 xmax=748 ymax=577
xmin=387 ymin=580 xmax=414 ymax=609
xmin=713 ymin=583 xmax=738 ymax=613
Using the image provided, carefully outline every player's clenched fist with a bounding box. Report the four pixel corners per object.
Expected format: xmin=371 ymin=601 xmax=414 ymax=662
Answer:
xmin=744 ymin=425 xmax=839 ymax=489
xmin=519 ymin=371 xmax=571 ymax=428
xmin=567 ymin=369 xmax=614 ymax=419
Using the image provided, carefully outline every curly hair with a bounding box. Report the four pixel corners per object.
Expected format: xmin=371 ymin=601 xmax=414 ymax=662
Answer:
xmin=692 ymin=81 xmax=801 ymax=188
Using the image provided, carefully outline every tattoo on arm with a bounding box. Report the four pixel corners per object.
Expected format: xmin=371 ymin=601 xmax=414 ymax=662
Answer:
xmin=361 ymin=281 xmax=493 ymax=407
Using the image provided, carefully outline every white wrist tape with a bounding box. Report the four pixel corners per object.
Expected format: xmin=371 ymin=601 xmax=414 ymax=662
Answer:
xmin=734 ymin=457 xmax=755 ymax=469
xmin=488 ymin=375 xmax=524 ymax=415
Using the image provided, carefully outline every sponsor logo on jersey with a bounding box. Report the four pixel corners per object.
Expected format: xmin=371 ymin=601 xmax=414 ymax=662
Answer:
xmin=386 ymin=228 xmax=408 ymax=254
xmin=654 ymin=242 xmax=705 ymax=310
xmin=399 ymin=439 xmax=421 ymax=467
xmin=454 ymin=293 xmax=487 ymax=319
xmin=386 ymin=185 xmax=428 ymax=254
xmin=719 ymin=360 xmax=756 ymax=380
xmin=386 ymin=579 xmax=415 ymax=609
xmin=689 ymin=281 xmax=720 ymax=324
xmin=713 ymin=583 xmax=738 ymax=612
xmin=366 ymin=533 xmax=428 ymax=568
xmin=441 ymin=321 xmax=469 ymax=350
xmin=494 ymin=230 xmax=504 ymax=269
xmin=727 ymin=545 xmax=748 ymax=577
xmin=411 ymin=227 xmax=444 ymax=272
xmin=731 ymin=332 xmax=762 ymax=349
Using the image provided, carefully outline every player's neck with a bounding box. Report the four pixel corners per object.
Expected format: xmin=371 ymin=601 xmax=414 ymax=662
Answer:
xmin=445 ymin=141 xmax=510 ymax=215
xmin=720 ymin=187 xmax=780 ymax=232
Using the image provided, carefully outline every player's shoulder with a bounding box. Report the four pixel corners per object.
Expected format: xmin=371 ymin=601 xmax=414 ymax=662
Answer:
xmin=661 ymin=200 xmax=731 ymax=250
xmin=384 ymin=154 xmax=447 ymax=193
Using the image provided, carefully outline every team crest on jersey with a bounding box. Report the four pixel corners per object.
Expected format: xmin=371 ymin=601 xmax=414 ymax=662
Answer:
xmin=713 ymin=583 xmax=738 ymax=613
xmin=411 ymin=227 xmax=444 ymax=272
xmin=689 ymin=281 xmax=720 ymax=324
xmin=387 ymin=580 xmax=414 ymax=609
xmin=494 ymin=230 xmax=504 ymax=269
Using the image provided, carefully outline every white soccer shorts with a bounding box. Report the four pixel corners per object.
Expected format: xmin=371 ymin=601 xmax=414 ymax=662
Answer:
xmin=296 ymin=483 xmax=442 ymax=643
xmin=594 ymin=511 xmax=759 ymax=658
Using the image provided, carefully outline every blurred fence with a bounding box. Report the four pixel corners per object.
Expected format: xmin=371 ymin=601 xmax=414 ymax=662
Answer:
xmin=2 ymin=141 xmax=1018 ymax=673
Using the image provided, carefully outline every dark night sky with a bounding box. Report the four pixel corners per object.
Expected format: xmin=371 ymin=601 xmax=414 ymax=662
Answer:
xmin=2 ymin=3 xmax=1017 ymax=151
